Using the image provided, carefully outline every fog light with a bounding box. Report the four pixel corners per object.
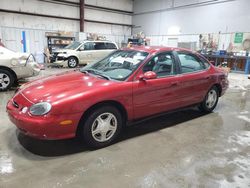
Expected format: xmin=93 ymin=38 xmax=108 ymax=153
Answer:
xmin=22 ymin=107 xmax=28 ymax=113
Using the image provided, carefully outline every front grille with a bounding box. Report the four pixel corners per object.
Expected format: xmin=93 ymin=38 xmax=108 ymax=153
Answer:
xmin=53 ymin=52 xmax=59 ymax=58
xmin=50 ymin=52 xmax=59 ymax=63
xmin=57 ymin=56 xmax=65 ymax=61
xmin=12 ymin=101 xmax=19 ymax=108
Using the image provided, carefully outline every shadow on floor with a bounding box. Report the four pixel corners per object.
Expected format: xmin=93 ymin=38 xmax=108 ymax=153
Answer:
xmin=17 ymin=108 xmax=207 ymax=157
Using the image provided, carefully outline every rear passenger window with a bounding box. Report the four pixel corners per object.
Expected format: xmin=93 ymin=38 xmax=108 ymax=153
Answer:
xmin=105 ymin=42 xmax=117 ymax=49
xmin=177 ymin=53 xmax=206 ymax=73
xmin=200 ymin=56 xmax=210 ymax=69
xmin=94 ymin=42 xmax=106 ymax=50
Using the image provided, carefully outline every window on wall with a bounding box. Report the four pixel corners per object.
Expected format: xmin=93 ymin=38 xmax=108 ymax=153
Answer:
xmin=177 ymin=53 xmax=206 ymax=73
xmin=143 ymin=53 xmax=175 ymax=77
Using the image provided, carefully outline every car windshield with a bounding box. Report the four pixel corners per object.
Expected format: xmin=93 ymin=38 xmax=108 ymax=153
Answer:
xmin=64 ymin=41 xmax=82 ymax=50
xmin=80 ymin=50 xmax=149 ymax=81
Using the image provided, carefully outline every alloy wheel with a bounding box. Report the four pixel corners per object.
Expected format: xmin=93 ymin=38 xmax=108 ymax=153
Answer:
xmin=69 ymin=58 xmax=77 ymax=67
xmin=0 ymin=73 xmax=10 ymax=90
xmin=206 ymin=89 xmax=217 ymax=109
xmin=91 ymin=112 xmax=118 ymax=142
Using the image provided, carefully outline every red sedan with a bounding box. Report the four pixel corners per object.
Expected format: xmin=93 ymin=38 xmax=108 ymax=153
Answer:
xmin=6 ymin=46 xmax=229 ymax=148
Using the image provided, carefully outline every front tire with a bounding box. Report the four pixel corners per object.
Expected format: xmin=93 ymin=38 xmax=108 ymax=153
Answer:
xmin=0 ymin=69 xmax=15 ymax=91
xmin=80 ymin=106 xmax=123 ymax=149
xmin=68 ymin=57 xmax=78 ymax=68
xmin=199 ymin=86 xmax=219 ymax=113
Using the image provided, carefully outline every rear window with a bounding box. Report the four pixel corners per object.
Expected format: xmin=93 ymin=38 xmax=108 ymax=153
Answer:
xmin=105 ymin=42 xmax=117 ymax=49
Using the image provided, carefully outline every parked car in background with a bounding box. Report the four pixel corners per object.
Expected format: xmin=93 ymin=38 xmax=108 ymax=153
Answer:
xmin=52 ymin=40 xmax=118 ymax=68
xmin=7 ymin=46 xmax=228 ymax=148
xmin=0 ymin=47 xmax=40 ymax=91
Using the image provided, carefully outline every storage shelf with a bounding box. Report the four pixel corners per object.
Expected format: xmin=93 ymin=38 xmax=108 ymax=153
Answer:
xmin=47 ymin=35 xmax=75 ymax=54
xmin=203 ymin=54 xmax=250 ymax=74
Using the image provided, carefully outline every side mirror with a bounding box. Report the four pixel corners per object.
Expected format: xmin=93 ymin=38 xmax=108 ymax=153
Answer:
xmin=139 ymin=71 xmax=157 ymax=81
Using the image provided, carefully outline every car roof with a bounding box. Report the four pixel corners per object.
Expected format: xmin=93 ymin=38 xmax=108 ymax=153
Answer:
xmin=80 ymin=40 xmax=116 ymax=43
xmin=122 ymin=46 xmax=194 ymax=54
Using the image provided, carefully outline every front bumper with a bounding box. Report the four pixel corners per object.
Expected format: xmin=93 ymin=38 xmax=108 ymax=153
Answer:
xmin=50 ymin=54 xmax=69 ymax=67
xmin=53 ymin=60 xmax=68 ymax=67
xmin=6 ymin=94 xmax=82 ymax=140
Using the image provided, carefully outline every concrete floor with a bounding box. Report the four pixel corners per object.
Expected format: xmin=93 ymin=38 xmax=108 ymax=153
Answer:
xmin=0 ymin=69 xmax=250 ymax=188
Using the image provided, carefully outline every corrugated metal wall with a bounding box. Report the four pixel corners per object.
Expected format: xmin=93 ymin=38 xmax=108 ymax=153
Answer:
xmin=0 ymin=26 xmax=55 ymax=53
xmin=0 ymin=26 xmax=129 ymax=54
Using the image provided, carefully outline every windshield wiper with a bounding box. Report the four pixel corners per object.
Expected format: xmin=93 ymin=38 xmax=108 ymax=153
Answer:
xmin=81 ymin=69 xmax=111 ymax=80
xmin=95 ymin=73 xmax=111 ymax=80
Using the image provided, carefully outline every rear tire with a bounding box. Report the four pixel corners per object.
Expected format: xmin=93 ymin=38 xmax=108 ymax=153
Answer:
xmin=0 ymin=69 xmax=15 ymax=91
xmin=79 ymin=106 xmax=123 ymax=149
xmin=199 ymin=86 xmax=219 ymax=113
xmin=68 ymin=57 xmax=78 ymax=68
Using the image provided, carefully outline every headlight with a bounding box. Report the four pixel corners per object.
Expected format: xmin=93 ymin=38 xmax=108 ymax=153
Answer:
xmin=29 ymin=102 xmax=52 ymax=116
xmin=58 ymin=52 xmax=67 ymax=55
xmin=11 ymin=59 xmax=19 ymax=66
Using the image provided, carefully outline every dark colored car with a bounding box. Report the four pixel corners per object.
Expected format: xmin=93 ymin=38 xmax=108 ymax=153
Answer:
xmin=7 ymin=46 xmax=229 ymax=148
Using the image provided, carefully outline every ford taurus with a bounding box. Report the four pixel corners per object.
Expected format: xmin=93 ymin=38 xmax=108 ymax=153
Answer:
xmin=6 ymin=46 xmax=228 ymax=148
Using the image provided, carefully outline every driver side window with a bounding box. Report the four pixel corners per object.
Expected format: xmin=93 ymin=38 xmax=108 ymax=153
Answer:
xmin=143 ymin=53 xmax=175 ymax=77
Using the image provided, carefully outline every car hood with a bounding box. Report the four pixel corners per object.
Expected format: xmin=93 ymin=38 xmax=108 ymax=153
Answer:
xmin=19 ymin=71 xmax=114 ymax=104
xmin=55 ymin=49 xmax=75 ymax=54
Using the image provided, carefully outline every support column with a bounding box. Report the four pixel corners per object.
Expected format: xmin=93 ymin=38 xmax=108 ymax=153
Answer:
xmin=80 ymin=0 xmax=84 ymax=32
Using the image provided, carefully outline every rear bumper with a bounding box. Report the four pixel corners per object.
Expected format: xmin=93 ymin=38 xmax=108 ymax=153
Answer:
xmin=220 ymin=78 xmax=229 ymax=96
xmin=13 ymin=66 xmax=40 ymax=79
xmin=6 ymin=100 xmax=82 ymax=140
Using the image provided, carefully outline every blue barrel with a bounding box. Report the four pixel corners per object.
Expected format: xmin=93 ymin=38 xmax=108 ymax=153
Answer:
xmin=245 ymin=58 xmax=250 ymax=74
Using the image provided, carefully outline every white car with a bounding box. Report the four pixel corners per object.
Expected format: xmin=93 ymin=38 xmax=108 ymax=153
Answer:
xmin=0 ymin=47 xmax=40 ymax=91
xmin=52 ymin=41 xmax=118 ymax=68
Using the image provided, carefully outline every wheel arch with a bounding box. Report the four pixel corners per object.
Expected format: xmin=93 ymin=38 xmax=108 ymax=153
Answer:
xmin=76 ymin=100 xmax=128 ymax=136
xmin=68 ymin=56 xmax=79 ymax=62
xmin=0 ymin=66 xmax=18 ymax=81
xmin=67 ymin=56 xmax=79 ymax=68
xmin=213 ymin=83 xmax=222 ymax=97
